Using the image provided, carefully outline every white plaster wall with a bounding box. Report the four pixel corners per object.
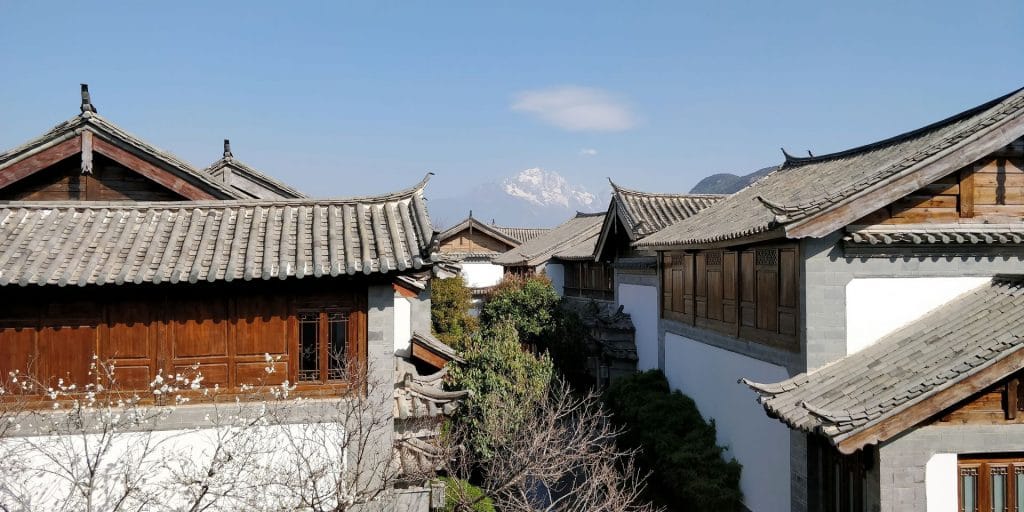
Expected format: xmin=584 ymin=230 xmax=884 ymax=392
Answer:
xmin=846 ymin=277 xmax=990 ymax=355
xmin=664 ymin=333 xmax=791 ymax=512
xmin=618 ymin=283 xmax=658 ymax=371
xmin=925 ymin=453 xmax=957 ymax=512
xmin=544 ymin=263 xmax=565 ymax=296
xmin=460 ymin=262 xmax=505 ymax=289
xmin=394 ymin=296 xmax=412 ymax=355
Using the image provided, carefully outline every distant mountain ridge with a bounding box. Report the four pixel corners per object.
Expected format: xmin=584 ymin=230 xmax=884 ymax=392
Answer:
xmin=689 ymin=165 xmax=777 ymax=194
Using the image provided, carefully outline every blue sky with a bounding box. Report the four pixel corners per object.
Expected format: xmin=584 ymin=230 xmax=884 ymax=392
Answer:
xmin=1 ymin=1 xmax=1022 ymax=199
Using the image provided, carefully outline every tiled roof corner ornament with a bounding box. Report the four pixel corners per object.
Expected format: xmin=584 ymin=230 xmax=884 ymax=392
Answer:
xmin=800 ymin=400 xmax=838 ymax=422
xmin=80 ymin=84 xmax=97 ymax=115
xmin=756 ymin=195 xmax=791 ymax=223
xmin=222 ymin=139 xmax=233 ymax=160
xmin=779 ymin=147 xmax=798 ymax=165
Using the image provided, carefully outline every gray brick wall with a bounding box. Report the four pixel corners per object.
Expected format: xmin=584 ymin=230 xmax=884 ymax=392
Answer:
xmin=365 ymin=284 xmax=399 ymax=505
xmin=411 ymin=283 xmax=432 ymax=335
xmin=878 ymin=424 xmax=1024 ymax=511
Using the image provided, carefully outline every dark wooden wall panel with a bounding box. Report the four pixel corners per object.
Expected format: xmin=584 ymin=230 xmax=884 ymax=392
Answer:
xmin=37 ymin=325 xmax=95 ymax=388
xmin=0 ymin=280 xmax=367 ymax=393
xmin=0 ymin=328 xmax=36 ymax=382
xmin=235 ymin=295 xmax=289 ymax=356
xmin=170 ymin=299 xmax=230 ymax=358
xmin=663 ymin=243 xmax=800 ymax=351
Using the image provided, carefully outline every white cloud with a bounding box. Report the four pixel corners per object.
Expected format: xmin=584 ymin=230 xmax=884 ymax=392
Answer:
xmin=579 ymin=148 xmax=598 ymax=157
xmin=511 ymin=86 xmax=637 ymax=132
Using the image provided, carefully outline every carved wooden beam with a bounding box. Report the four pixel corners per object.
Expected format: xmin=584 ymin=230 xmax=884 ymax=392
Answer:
xmin=80 ymin=131 xmax=94 ymax=175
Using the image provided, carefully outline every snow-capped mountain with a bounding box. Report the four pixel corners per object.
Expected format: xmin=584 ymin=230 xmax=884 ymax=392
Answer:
xmin=502 ymin=168 xmax=597 ymax=208
xmin=429 ymin=168 xmax=607 ymax=229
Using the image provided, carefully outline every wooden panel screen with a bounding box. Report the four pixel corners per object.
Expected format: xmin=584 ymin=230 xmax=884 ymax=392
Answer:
xmin=662 ymin=252 xmax=694 ymax=323
xmin=662 ymin=244 xmax=799 ymax=351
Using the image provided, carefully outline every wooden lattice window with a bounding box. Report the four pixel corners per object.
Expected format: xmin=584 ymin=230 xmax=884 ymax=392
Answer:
xmin=661 ymin=244 xmax=799 ymax=350
xmin=297 ymin=308 xmax=350 ymax=383
xmin=958 ymin=456 xmax=1024 ymax=512
xmin=564 ymin=261 xmax=614 ymax=300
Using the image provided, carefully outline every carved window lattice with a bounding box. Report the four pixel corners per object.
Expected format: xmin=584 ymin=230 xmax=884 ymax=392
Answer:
xmin=955 ymin=457 xmax=1024 ymax=512
xmin=705 ymin=251 xmax=723 ymax=266
xmin=756 ymin=248 xmax=778 ymax=266
xmin=298 ymin=311 xmax=320 ymax=382
xmin=298 ymin=308 xmax=350 ymax=383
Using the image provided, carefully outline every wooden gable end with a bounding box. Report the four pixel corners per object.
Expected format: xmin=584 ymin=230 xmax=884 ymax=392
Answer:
xmin=0 ymin=153 xmax=188 ymax=201
xmin=935 ymin=370 xmax=1024 ymax=426
xmin=853 ymin=137 xmax=1024 ymax=225
xmin=0 ymin=130 xmax=222 ymax=201
xmin=438 ymin=227 xmax=514 ymax=254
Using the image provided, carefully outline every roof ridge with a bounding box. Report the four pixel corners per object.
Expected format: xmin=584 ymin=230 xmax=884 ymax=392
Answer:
xmin=782 ymin=86 xmax=1024 ymax=167
xmin=610 ymin=180 xmax=727 ymax=199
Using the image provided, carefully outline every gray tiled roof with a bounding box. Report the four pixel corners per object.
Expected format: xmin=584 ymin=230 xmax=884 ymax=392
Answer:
xmin=609 ymin=181 xmax=724 ymax=239
xmin=0 ymin=177 xmax=435 ymax=287
xmin=744 ymin=276 xmax=1024 ymax=447
xmin=492 ymin=226 xmax=550 ymax=243
xmin=204 ymin=153 xmax=307 ymax=200
xmin=638 ymin=87 xmax=1024 ymax=248
xmin=846 ymin=224 xmax=1024 ymax=245
xmin=492 ymin=212 xmax=605 ymax=267
xmin=0 ymin=112 xmax=245 ymax=200
xmin=552 ymin=231 xmax=600 ymax=261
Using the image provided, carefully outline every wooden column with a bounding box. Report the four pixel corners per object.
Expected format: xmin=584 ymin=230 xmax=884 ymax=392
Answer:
xmin=960 ymin=167 xmax=975 ymax=218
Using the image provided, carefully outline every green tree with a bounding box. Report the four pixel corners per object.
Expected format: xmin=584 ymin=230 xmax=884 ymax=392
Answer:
xmin=440 ymin=478 xmax=495 ymax=512
xmin=603 ymin=370 xmax=743 ymax=512
xmin=479 ymin=275 xmax=559 ymax=349
xmin=447 ymin=321 xmax=554 ymax=458
xmin=431 ymin=277 xmax=478 ymax=350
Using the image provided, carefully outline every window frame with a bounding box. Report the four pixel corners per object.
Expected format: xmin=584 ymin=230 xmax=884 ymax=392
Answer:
xmin=958 ymin=455 xmax=1024 ymax=512
xmin=294 ymin=305 xmax=361 ymax=387
xmin=563 ymin=260 xmax=615 ymax=301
